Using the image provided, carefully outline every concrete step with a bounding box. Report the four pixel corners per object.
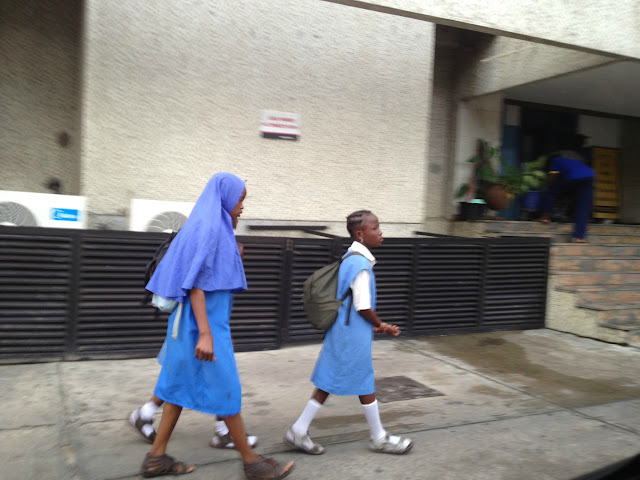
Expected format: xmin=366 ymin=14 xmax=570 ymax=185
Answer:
xmin=627 ymin=331 xmax=640 ymax=349
xmin=484 ymin=221 xmax=640 ymax=235
xmin=546 ymin=277 xmax=630 ymax=345
xmin=551 ymin=244 xmax=640 ymax=257
xmin=551 ymin=256 xmax=640 ymax=272
xmin=577 ymin=301 xmax=640 ymax=327
xmin=556 ymin=285 xmax=640 ymax=303
xmin=504 ymin=231 xmax=640 ymax=245
xmin=553 ymin=272 xmax=640 ymax=287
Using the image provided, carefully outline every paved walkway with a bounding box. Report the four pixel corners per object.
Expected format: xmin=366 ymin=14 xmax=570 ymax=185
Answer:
xmin=1 ymin=329 xmax=639 ymax=480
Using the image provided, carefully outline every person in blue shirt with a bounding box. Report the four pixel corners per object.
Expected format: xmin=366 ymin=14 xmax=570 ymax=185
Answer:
xmin=538 ymin=155 xmax=595 ymax=242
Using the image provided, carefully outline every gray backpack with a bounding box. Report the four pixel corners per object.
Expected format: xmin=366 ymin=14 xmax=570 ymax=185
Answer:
xmin=302 ymin=252 xmax=363 ymax=330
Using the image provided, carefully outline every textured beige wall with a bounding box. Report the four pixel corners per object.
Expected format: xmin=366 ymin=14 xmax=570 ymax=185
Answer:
xmin=424 ymin=28 xmax=457 ymax=232
xmin=324 ymin=0 xmax=640 ymax=60
xmin=81 ymin=0 xmax=435 ymax=227
xmin=457 ymin=36 xmax=616 ymax=99
xmin=0 ymin=0 xmax=81 ymax=195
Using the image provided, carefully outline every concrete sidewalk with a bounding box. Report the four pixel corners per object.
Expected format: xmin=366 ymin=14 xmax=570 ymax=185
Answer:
xmin=2 ymin=329 xmax=640 ymax=480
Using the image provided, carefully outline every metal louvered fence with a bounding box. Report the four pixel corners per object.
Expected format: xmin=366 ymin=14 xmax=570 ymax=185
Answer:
xmin=0 ymin=226 xmax=549 ymax=363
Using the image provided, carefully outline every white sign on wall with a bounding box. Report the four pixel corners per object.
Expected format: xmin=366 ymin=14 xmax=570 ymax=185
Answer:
xmin=260 ymin=110 xmax=300 ymax=140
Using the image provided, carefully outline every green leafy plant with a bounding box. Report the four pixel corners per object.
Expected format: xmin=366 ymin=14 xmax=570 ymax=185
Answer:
xmin=455 ymin=139 xmax=547 ymax=201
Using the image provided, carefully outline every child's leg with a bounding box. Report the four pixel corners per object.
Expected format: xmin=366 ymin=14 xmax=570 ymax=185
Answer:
xmin=284 ymin=389 xmax=327 ymax=455
xmin=150 ymin=402 xmax=182 ymax=455
xmin=222 ymin=413 xmax=261 ymax=462
xmin=359 ymin=394 xmax=386 ymax=441
xmin=142 ymin=394 xmax=163 ymax=418
xmin=141 ymin=402 xmax=195 ymax=476
xmin=292 ymin=388 xmax=328 ymax=434
xmin=359 ymin=393 xmax=413 ymax=455
xmin=224 ymin=413 xmax=295 ymax=479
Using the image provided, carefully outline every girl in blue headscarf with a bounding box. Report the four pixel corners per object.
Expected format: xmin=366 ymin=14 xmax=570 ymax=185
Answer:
xmin=141 ymin=173 xmax=294 ymax=480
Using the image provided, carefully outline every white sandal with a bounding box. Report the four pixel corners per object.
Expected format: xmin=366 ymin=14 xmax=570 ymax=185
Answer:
xmin=284 ymin=427 xmax=325 ymax=455
xmin=210 ymin=431 xmax=258 ymax=449
xmin=369 ymin=433 xmax=413 ymax=454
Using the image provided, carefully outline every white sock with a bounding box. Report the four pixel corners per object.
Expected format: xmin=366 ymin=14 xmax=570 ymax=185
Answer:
xmin=215 ymin=419 xmax=229 ymax=435
xmin=139 ymin=401 xmax=159 ymax=422
xmin=291 ymin=399 xmax=323 ymax=435
xmin=362 ymin=400 xmax=386 ymax=441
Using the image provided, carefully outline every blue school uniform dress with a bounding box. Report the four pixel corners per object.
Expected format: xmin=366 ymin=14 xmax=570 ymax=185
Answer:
xmin=154 ymin=291 xmax=241 ymax=416
xmin=146 ymin=173 xmax=247 ymax=417
xmin=311 ymin=241 xmax=377 ymax=396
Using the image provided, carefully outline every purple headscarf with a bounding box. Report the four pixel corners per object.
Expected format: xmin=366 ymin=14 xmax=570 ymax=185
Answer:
xmin=145 ymin=173 xmax=247 ymax=302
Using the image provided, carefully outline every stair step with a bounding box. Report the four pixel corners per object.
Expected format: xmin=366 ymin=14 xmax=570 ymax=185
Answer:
xmin=553 ymin=272 xmax=640 ymax=286
xmin=484 ymin=221 xmax=640 ymax=235
xmin=551 ymin=244 xmax=640 ymax=257
xmin=556 ymin=285 xmax=640 ymax=303
xmin=599 ymin=317 xmax=640 ymax=331
xmin=627 ymin=331 xmax=640 ymax=348
xmin=551 ymin=257 xmax=640 ymax=272
xmin=577 ymin=301 xmax=640 ymax=311
xmin=502 ymin=232 xmax=640 ymax=245
xmin=577 ymin=301 xmax=640 ymax=329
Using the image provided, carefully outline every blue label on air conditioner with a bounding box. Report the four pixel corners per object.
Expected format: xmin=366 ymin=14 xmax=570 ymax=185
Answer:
xmin=50 ymin=208 xmax=81 ymax=222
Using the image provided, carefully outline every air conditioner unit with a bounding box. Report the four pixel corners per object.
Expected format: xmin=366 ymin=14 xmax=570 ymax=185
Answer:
xmin=129 ymin=199 xmax=195 ymax=232
xmin=0 ymin=190 xmax=87 ymax=229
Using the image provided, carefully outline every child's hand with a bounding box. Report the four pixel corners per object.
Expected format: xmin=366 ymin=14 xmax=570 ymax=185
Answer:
xmin=376 ymin=322 xmax=401 ymax=336
xmin=386 ymin=323 xmax=401 ymax=336
xmin=195 ymin=332 xmax=216 ymax=361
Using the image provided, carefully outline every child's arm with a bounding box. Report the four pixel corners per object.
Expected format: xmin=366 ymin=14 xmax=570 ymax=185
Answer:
xmin=190 ymin=288 xmax=216 ymax=361
xmin=358 ymin=309 xmax=401 ymax=337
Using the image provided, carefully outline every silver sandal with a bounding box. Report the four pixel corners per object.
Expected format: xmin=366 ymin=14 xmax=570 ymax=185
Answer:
xmin=284 ymin=428 xmax=325 ymax=455
xmin=369 ymin=433 xmax=413 ymax=454
xmin=129 ymin=409 xmax=156 ymax=443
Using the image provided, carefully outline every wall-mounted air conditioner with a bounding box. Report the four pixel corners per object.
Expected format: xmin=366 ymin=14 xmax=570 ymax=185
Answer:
xmin=0 ymin=190 xmax=87 ymax=229
xmin=129 ymin=199 xmax=195 ymax=232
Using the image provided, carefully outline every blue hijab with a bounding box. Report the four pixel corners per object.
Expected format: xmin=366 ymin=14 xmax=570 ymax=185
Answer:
xmin=145 ymin=173 xmax=247 ymax=302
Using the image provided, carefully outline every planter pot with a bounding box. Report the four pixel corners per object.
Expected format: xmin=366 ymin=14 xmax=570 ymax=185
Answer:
xmin=458 ymin=201 xmax=486 ymax=221
xmin=485 ymin=182 xmax=512 ymax=210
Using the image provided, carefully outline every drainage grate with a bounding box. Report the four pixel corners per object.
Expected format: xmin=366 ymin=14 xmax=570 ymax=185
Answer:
xmin=375 ymin=375 xmax=444 ymax=403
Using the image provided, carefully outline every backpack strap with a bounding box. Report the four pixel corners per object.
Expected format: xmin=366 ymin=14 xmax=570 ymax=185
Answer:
xmin=345 ymin=294 xmax=353 ymax=326
xmin=338 ymin=251 xmax=364 ymax=326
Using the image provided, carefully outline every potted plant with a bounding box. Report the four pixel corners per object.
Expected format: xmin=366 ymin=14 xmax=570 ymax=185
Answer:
xmin=455 ymin=139 xmax=547 ymax=214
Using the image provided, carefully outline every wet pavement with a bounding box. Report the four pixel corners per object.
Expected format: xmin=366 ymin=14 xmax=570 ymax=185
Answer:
xmin=1 ymin=329 xmax=639 ymax=479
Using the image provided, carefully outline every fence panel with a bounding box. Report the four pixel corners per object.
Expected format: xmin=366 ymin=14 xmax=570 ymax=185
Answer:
xmin=412 ymin=239 xmax=486 ymax=335
xmin=0 ymin=226 xmax=550 ymax=362
xmin=368 ymin=240 xmax=416 ymax=333
xmin=231 ymin=237 xmax=286 ymax=351
xmin=482 ymin=237 xmax=550 ymax=329
xmin=285 ymin=239 xmax=335 ymax=343
xmin=74 ymin=231 xmax=169 ymax=359
xmin=0 ymin=230 xmax=73 ymax=361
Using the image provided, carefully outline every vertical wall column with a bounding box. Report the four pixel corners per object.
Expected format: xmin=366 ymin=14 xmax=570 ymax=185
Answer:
xmin=451 ymin=93 xmax=504 ymax=213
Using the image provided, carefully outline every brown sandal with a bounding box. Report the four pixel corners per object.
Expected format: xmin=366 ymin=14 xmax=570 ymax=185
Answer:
xmin=243 ymin=456 xmax=294 ymax=480
xmin=141 ymin=453 xmax=195 ymax=478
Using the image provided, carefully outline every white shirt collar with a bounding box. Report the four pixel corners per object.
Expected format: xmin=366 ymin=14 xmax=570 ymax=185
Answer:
xmin=349 ymin=241 xmax=376 ymax=266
